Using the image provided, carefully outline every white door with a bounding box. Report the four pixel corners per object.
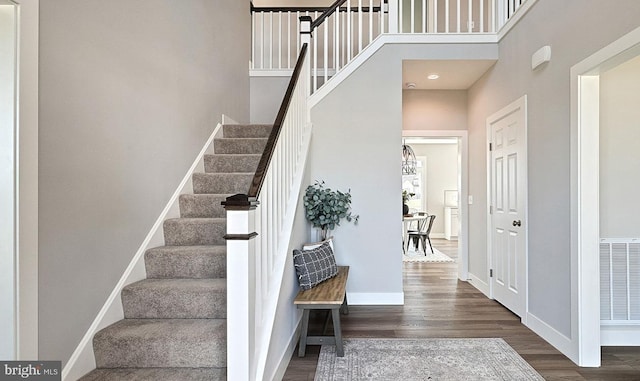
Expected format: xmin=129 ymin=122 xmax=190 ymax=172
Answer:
xmin=488 ymin=96 xmax=527 ymax=318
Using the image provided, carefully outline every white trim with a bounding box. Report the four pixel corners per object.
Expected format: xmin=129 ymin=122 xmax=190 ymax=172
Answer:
xmin=403 ymin=130 xmax=469 ymax=282
xmin=347 ymin=292 xmax=405 ymax=305
xmin=266 ymin=317 xmax=302 ymax=381
xmin=430 ymin=233 xmax=445 ymax=239
xmin=467 ymin=273 xmax=490 ymax=297
xmin=496 ymin=0 xmax=538 ymax=41
xmin=14 ymin=0 xmax=38 ymax=361
xmin=526 ymin=312 xmax=576 ymax=360
xmin=570 ymin=25 xmax=640 ymax=368
xmin=601 ymin=325 xmax=640 ymax=346
xmin=62 ymin=122 xmax=224 ymax=381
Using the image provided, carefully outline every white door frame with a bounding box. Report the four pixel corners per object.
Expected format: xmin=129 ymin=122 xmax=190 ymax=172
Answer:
xmin=570 ymin=25 xmax=640 ymax=368
xmin=403 ymin=129 xmax=469 ymax=280
xmin=485 ymin=95 xmax=528 ymax=323
xmin=0 ymin=0 xmax=19 ymax=360
xmin=0 ymin=0 xmax=39 ymax=360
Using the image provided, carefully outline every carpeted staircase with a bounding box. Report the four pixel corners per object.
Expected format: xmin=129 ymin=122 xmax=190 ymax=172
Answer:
xmin=79 ymin=124 xmax=272 ymax=381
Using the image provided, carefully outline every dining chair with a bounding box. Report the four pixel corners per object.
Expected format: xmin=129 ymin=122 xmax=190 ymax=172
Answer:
xmin=407 ymin=214 xmax=436 ymax=255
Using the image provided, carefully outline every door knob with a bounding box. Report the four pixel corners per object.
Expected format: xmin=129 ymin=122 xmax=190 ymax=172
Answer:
xmin=512 ymin=220 xmax=522 ymax=227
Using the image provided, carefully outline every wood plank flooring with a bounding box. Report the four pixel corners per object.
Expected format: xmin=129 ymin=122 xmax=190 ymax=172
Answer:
xmin=282 ymin=239 xmax=640 ymax=381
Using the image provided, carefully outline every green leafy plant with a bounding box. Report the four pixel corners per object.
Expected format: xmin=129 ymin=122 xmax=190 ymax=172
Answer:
xmin=303 ymin=181 xmax=359 ymax=239
xmin=402 ymin=190 xmax=415 ymax=204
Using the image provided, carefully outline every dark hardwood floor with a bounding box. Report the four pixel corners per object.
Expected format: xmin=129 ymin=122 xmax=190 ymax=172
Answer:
xmin=282 ymin=239 xmax=640 ymax=380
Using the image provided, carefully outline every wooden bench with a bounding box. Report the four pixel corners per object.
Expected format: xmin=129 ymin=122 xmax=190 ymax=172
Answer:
xmin=294 ymin=266 xmax=349 ymax=357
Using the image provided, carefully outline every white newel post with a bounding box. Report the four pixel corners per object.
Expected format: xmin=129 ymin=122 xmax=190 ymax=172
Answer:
xmin=225 ymin=198 xmax=259 ymax=381
xmin=300 ymin=15 xmax=312 ymax=103
xmin=388 ymin=0 xmax=399 ymax=33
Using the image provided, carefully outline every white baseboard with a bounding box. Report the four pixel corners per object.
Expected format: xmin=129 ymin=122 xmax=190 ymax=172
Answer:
xmin=62 ymin=122 xmax=224 ymax=381
xmin=467 ymin=273 xmax=490 ymax=297
xmin=268 ymin=316 xmax=302 ymax=381
xmin=601 ymin=324 xmax=640 ymax=346
xmin=347 ymin=292 xmax=404 ymax=305
xmin=526 ymin=312 xmax=577 ymax=363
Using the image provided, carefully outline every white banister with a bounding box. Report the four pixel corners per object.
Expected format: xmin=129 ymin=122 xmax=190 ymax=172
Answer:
xmin=226 ymin=16 xmax=312 ymax=380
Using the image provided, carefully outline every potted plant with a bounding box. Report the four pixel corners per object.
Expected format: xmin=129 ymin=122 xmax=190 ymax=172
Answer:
xmin=402 ymin=190 xmax=415 ymax=215
xmin=303 ymin=181 xmax=359 ymax=240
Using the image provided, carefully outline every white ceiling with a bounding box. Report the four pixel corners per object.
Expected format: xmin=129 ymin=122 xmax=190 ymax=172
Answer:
xmin=402 ymin=60 xmax=497 ymax=90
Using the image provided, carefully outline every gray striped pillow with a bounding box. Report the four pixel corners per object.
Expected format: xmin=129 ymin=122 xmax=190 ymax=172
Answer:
xmin=293 ymin=242 xmax=338 ymax=290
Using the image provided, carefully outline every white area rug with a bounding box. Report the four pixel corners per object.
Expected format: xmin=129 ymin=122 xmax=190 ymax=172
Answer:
xmin=314 ymin=338 xmax=544 ymax=381
xmin=403 ymin=247 xmax=454 ymax=263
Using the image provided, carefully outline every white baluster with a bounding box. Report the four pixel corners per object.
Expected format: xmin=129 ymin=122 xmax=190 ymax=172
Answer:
xmin=468 ymin=0 xmax=472 ymax=32
xmin=369 ymin=0 xmax=373 ymax=44
xmin=480 ymin=0 xmax=484 ymax=32
xmin=358 ymin=0 xmax=363 ymax=52
xmin=324 ymin=13 xmax=328 ymax=84
xmin=347 ymin=0 xmax=352 ymax=60
xmin=288 ymin=11 xmax=292 ymax=68
xmin=260 ymin=12 xmax=265 ymax=69
xmin=269 ymin=12 xmax=273 ymax=69
xmin=445 ymin=0 xmax=449 ymax=33
xmin=278 ymin=12 xmax=282 ymax=69
xmin=456 ymin=0 xmax=460 ymax=32
xmin=335 ymin=10 xmax=340 ymax=71
xmin=434 ymin=0 xmax=438 ymax=33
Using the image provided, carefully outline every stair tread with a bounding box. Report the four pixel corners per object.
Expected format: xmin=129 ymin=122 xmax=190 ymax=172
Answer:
xmin=122 ymin=279 xmax=226 ymax=319
xmin=145 ymin=245 xmax=226 ymax=279
xmin=94 ymin=319 xmax=226 ymax=368
xmin=146 ymin=245 xmax=226 ymax=254
xmin=124 ymin=278 xmax=226 ymax=291
xmin=79 ymin=367 xmax=226 ymax=381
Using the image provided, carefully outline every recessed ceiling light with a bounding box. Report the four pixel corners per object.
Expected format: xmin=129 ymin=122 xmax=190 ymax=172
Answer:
xmin=406 ymin=82 xmax=416 ymax=89
xmin=427 ymin=73 xmax=440 ymax=80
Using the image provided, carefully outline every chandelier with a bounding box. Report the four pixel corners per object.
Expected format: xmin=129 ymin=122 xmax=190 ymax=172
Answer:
xmin=402 ymin=143 xmax=417 ymax=175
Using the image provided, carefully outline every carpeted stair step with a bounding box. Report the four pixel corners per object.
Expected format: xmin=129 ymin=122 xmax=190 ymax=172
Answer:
xmin=214 ymin=137 xmax=268 ymax=154
xmin=179 ymin=194 xmax=228 ymax=218
xmin=204 ymin=154 xmax=261 ymax=173
xmin=192 ymin=173 xmax=253 ymax=194
xmin=122 ymin=278 xmax=226 ymax=319
xmin=145 ymin=245 xmax=226 ymax=279
xmin=163 ymin=218 xmax=226 ymax=246
xmin=93 ymin=319 xmax=226 ymax=368
xmin=78 ymin=367 xmax=226 ymax=381
xmin=223 ymin=124 xmax=272 ymax=138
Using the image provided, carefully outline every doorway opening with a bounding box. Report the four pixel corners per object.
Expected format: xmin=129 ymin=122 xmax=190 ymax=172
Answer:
xmin=402 ymin=131 xmax=469 ymax=280
xmin=571 ymin=26 xmax=640 ymax=367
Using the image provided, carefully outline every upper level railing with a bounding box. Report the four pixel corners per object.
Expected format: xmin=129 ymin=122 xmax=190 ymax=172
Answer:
xmin=251 ymin=0 xmax=530 ymax=76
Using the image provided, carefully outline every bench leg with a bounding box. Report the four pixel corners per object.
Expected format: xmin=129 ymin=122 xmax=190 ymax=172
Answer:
xmin=340 ymin=295 xmax=349 ymax=315
xmin=331 ymin=308 xmax=344 ymax=357
xmin=298 ymin=309 xmax=310 ymax=357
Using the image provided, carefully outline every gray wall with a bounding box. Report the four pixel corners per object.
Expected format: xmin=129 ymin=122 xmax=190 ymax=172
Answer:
xmin=310 ymin=46 xmax=405 ymax=300
xmin=39 ymin=0 xmax=249 ymax=364
xmin=250 ymin=76 xmax=289 ymax=124
xmin=600 ymin=55 xmax=640 ymax=238
xmin=403 ymin=89 xmax=468 ymax=130
xmin=467 ymin=0 xmax=640 ymax=337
